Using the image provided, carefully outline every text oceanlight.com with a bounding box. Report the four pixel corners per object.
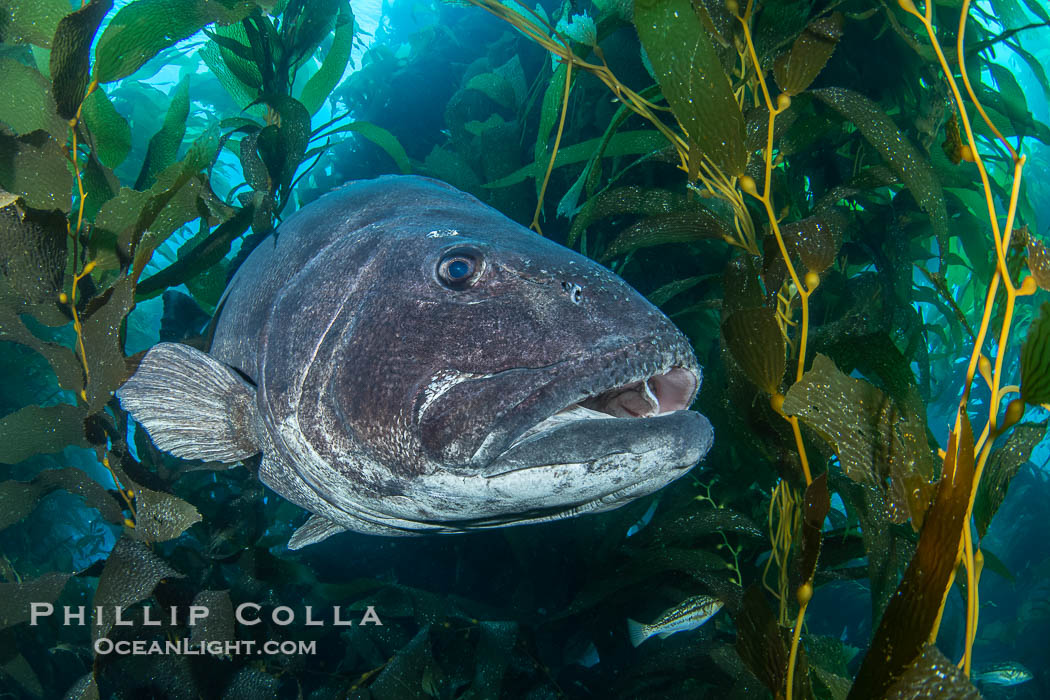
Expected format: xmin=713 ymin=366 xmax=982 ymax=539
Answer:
xmin=93 ymin=638 xmax=317 ymax=656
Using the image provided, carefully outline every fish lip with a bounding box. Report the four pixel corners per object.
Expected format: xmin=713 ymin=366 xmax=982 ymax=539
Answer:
xmin=484 ymin=334 xmax=703 ymax=464
xmin=484 ymin=407 xmax=711 ymax=480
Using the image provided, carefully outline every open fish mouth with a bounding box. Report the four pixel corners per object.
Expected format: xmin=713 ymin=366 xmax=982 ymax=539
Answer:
xmin=454 ymin=357 xmax=709 ymax=520
xmin=383 ymin=346 xmax=712 ymax=531
xmin=417 ymin=334 xmax=707 ymax=473
xmin=503 ymin=364 xmax=700 ymax=453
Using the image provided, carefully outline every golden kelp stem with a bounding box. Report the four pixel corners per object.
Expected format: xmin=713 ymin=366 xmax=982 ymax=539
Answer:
xmin=953 ymin=5 xmax=1018 ymax=165
xmin=786 ymin=582 xmax=813 ymax=698
xmin=60 ymin=260 xmax=97 ymax=402
xmin=735 ymin=4 xmax=813 ymax=489
xmin=734 ymin=7 xmax=815 ymax=697
xmin=60 ymin=79 xmax=99 ymax=403
xmin=762 ymin=480 xmax=801 ymax=625
xmin=464 ymin=0 xmax=759 ymax=254
xmin=695 ymin=479 xmax=746 ymax=585
xmin=465 ymin=0 xmax=684 ymax=153
xmin=531 ymin=57 xmax=573 ymax=235
xmin=897 ymin=0 xmax=1033 ymax=676
xmin=102 ymin=454 xmax=136 ymax=521
xmin=774 ymin=282 xmax=800 ymax=352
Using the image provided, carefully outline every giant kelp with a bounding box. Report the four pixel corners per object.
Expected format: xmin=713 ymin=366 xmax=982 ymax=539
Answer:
xmin=0 ymin=0 xmax=1049 ymax=697
xmin=459 ymin=0 xmax=1050 ymax=695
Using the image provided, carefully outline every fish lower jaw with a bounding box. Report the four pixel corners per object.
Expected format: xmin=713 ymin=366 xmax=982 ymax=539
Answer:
xmin=506 ymin=365 xmax=699 ymax=452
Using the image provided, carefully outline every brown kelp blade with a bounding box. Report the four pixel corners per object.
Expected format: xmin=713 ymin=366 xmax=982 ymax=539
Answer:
xmin=1020 ymin=302 xmax=1050 ymax=405
xmin=973 ymin=421 xmax=1047 ymax=538
xmin=781 ymin=209 xmax=845 ymax=274
xmin=784 ymin=354 xmax=934 ymax=526
xmin=882 ymin=646 xmax=982 ymax=699
xmin=773 ymin=13 xmax=844 ymax=97
xmin=49 ymin=0 xmax=113 ymax=119
xmin=846 ymin=414 xmax=977 ymax=700
xmin=635 ymin=0 xmax=746 ymax=176
xmin=599 ymin=209 xmax=734 ymax=262
xmin=721 ymin=306 xmax=786 ymax=395
xmin=735 ymin=585 xmax=813 ymax=699
xmin=1025 ymin=234 xmax=1050 ymax=291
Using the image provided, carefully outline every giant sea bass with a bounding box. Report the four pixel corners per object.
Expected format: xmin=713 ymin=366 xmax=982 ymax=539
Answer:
xmin=119 ymin=176 xmax=714 ymax=548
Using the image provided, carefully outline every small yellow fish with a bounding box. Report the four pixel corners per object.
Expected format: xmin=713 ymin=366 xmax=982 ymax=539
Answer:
xmin=626 ymin=594 xmax=722 ymax=647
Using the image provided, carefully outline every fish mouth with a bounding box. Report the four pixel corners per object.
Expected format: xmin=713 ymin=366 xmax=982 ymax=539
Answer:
xmin=417 ymin=333 xmax=711 ymax=478
xmin=537 ymin=363 xmax=693 ymax=430
xmin=582 ymin=365 xmax=698 ymax=417
xmin=461 ymin=336 xmax=710 ymax=482
xmin=496 ymin=364 xmax=700 ymax=460
xmin=380 ymin=342 xmax=713 ymax=533
xmin=404 ymin=390 xmax=712 ymax=531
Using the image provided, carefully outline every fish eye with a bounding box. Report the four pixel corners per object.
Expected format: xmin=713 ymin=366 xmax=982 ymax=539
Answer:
xmin=436 ymin=247 xmax=482 ymax=289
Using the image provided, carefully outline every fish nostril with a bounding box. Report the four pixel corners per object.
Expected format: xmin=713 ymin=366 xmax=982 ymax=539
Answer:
xmin=562 ymin=281 xmax=583 ymax=304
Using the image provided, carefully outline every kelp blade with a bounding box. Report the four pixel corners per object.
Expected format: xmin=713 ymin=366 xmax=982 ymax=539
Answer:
xmin=93 ymin=0 xmax=257 ymax=82
xmin=1020 ymin=302 xmax=1050 ymax=405
xmin=634 ymin=0 xmax=746 ymax=176
xmin=847 ymin=415 xmax=977 ymax=699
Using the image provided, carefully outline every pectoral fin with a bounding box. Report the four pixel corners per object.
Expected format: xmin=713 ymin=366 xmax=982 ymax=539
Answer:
xmin=117 ymin=342 xmax=260 ymax=462
xmin=287 ymin=511 xmax=428 ymax=548
xmin=288 ymin=514 xmax=348 ymax=550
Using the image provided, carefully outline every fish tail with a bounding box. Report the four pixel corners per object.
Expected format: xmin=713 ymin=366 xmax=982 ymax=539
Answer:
xmin=626 ymin=619 xmax=649 ymax=648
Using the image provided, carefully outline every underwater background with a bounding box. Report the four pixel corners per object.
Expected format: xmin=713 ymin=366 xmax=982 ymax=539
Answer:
xmin=1 ymin=0 xmax=1050 ymax=697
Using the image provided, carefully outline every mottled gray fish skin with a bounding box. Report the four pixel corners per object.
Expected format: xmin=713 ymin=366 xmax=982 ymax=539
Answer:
xmin=119 ymin=175 xmax=714 ymax=547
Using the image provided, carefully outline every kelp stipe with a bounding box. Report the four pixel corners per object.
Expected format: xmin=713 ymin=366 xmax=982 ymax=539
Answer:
xmin=0 ymin=0 xmax=1048 ymax=695
xmin=467 ymin=0 xmax=1049 ymax=695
